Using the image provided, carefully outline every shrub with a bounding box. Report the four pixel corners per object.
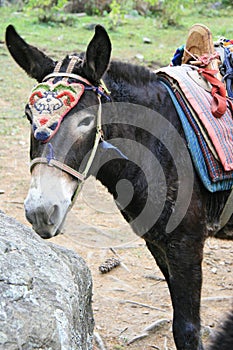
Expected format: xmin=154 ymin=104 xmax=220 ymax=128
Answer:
xmin=25 ymin=0 xmax=69 ymax=24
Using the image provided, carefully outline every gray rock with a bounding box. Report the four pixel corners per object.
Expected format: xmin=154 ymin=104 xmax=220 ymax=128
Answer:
xmin=0 ymin=211 xmax=94 ymax=350
xmin=135 ymin=53 xmax=144 ymax=62
xmin=143 ymin=37 xmax=152 ymax=44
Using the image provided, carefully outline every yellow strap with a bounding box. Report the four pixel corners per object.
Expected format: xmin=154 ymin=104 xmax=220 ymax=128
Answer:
xmin=100 ymin=79 xmax=111 ymax=95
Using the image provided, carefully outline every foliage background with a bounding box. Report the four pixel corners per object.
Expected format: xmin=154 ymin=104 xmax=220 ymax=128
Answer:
xmin=0 ymin=0 xmax=233 ymax=119
xmin=1 ymin=1 xmax=232 ymax=27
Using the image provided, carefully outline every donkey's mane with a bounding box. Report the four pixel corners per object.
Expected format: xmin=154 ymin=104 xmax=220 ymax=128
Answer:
xmin=58 ymin=56 xmax=158 ymax=88
xmin=107 ymin=60 xmax=158 ymax=86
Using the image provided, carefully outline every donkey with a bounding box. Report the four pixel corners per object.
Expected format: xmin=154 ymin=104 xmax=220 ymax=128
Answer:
xmin=5 ymin=24 xmax=233 ymax=350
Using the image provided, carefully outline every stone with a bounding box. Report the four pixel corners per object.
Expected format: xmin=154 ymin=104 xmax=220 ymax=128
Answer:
xmin=135 ymin=53 xmax=144 ymax=62
xmin=0 ymin=211 xmax=94 ymax=350
xmin=143 ymin=37 xmax=152 ymax=44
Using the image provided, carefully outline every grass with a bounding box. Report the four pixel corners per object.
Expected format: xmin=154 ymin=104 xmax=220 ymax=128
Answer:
xmin=0 ymin=117 xmax=27 ymax=136
xmin=0 ymin=5 xmax=233 ymax=119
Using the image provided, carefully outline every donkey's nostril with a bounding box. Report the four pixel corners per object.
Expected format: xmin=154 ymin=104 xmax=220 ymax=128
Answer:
xmin=48 ymin=205 xmax=59 ymax=225
xmin=25 ymin=204 xmax=60 ymax=227
xmin=25 ymin=207 xmax=36 ymax=225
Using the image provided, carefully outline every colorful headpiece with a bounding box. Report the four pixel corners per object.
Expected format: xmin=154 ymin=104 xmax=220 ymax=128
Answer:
xmin=29 ymin=81 xmax=84 ymax=142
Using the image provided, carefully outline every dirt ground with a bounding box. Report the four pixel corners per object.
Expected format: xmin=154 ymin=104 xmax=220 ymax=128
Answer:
xmin=0 ymin=117 xmax=232 ymax=350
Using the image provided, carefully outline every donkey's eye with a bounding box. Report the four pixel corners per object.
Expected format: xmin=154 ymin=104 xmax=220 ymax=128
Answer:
xmin=78 ymin=116 xmax=94 ymax=127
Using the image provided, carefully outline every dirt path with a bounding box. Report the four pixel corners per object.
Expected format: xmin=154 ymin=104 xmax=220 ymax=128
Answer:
xmin=0 ymin=118 xmax=232 ymax=350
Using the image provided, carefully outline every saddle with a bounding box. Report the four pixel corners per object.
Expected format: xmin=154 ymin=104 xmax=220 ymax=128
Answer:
xmin=182 ymin=23 xmax=220 ymax=72
xmin=168 ymin=25 xmax=233 ymax=228
xmin=178 ymin=23 xmax=233 ymax=118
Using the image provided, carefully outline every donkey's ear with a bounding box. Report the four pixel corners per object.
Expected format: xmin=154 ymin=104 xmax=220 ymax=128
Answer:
xmin=5 ymin=25 xmax=55 ymax=82
xmin=83 ymin=25 xmax=111 ymax=83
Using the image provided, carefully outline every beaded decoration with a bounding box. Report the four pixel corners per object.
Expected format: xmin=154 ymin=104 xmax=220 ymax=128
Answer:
xmin=29 ymin=81 xmax=84 ymax=142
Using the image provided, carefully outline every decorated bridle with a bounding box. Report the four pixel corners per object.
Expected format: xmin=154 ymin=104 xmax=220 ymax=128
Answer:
xmin=29 ymin=56 xmax=112 ymax=197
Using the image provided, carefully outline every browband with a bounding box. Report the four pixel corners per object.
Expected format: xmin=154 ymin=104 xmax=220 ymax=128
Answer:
xmin=43 ymin=72 xmax=92 ymax=86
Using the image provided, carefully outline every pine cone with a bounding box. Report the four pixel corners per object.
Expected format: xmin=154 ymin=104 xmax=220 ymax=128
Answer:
xmin=99 ymin=257 xmax=120 ymax=274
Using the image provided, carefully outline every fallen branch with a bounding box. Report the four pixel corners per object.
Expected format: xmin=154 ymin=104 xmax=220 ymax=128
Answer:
xmin=164 ymin=336 xmax=168 ymax=350
xmin=5 ymin=200 xmax=23 ymax=205
xmin=110 ymin=247 xmax=130 ymax=272
xmin=127 ymin=319 xmax=170 ymax=345
xmin=124 ymin=299 xmax=166 ymax=312
xmin=143 ymin=319 xmax=171 ymax=333
xmin=202 ymin=296 xmax=233 ymax=302
xmin=144 ymin=274 xmax=166 ymax=282
xmin=127 ymin=333 xmax=148 ymax=345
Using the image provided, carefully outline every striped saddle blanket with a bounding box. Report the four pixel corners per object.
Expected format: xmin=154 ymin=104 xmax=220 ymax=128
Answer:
xmin=156 ymin=66 xmax=233 ymax=192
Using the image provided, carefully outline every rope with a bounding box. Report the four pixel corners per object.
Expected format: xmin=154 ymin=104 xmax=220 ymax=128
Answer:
xmin=184 ymin=48 xmax=220 ymax=67
xmin=198 ymin=68 xmax=227 ymax=118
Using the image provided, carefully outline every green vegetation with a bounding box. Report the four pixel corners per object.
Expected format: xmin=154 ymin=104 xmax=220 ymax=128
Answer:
xmin=0 ymin=2 xmax=233 ymax=119
xmin=25 ymin=0 xmax=74 ymax=25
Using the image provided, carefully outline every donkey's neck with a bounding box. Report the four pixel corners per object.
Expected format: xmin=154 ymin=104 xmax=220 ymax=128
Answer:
xmin=94 ymin=61 xmax=182 ymax=231
xmin=104 ymin=60 xmax=161 ymax=106
xmin=95 ymin=62 xmax=165 ymax=225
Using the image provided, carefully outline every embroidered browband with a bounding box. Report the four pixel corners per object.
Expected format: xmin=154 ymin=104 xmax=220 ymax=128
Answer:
xmin=29 ymin=81 xmax=84 ymax=142
xmin=29 ymin=56 xmax=87 ymax=142
xmin=28 ymin=55 xmax=111 ymax=142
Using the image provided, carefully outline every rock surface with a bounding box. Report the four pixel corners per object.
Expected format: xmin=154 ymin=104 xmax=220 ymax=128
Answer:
xmin=0 ymin=211 xmax=94 ymax=350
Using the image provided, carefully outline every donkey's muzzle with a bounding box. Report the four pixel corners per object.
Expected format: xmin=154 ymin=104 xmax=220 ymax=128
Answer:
xmin=24 ymin=163 xmax=78 ymax=238
xmin=25 ymin=202 xmax=64 ymax=239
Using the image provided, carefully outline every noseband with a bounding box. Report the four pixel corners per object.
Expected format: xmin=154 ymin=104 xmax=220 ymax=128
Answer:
xmin=30 ymin=57 xmax=110 ymax=200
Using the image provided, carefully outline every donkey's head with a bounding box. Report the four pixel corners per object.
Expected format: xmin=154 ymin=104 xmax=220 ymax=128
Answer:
xmin=6 ymin=25 xmax=111 ymax=238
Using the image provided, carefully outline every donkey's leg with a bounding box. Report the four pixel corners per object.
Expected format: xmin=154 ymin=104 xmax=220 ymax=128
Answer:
xmin=146 ymin=237 xmax=204 ymax=350
xmin=168 ymin=239 xmax=204 ymax=350
xmin=146 ymin=241 xmax=170 ymax=285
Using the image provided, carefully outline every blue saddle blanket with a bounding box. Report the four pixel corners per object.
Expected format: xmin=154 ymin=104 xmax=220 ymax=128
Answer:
xmin=160 ymin=79 xmax=233 ymax=192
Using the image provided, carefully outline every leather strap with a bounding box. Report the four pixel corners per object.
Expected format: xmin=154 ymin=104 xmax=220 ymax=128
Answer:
xmin=30 ymin=157 xmax=85 ymax=182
